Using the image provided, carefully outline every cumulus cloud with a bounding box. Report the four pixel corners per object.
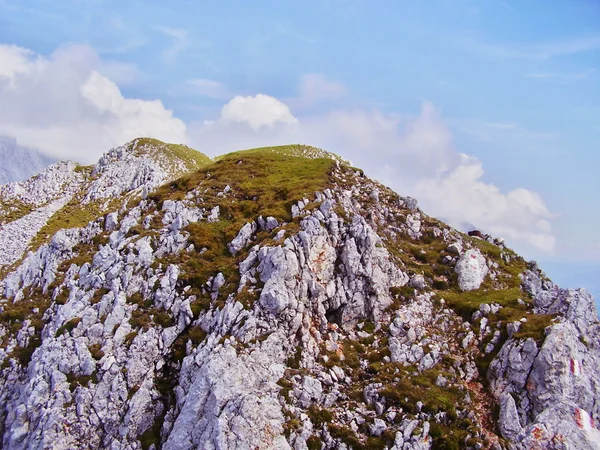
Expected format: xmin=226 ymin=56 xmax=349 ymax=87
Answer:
xmin=218 ymin=94 xmax=298 ymax=131
xmin=0 ymin=44 xmax=187 ymax=163
xmin=412 ymin=155 xmax=555 ymax=252
xmin=189 ymin=96 xmax=555 ymax=254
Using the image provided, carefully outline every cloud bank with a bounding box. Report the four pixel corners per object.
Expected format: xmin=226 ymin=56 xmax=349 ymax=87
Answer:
xmin=0 ymin=44 xmax=187 ymax=163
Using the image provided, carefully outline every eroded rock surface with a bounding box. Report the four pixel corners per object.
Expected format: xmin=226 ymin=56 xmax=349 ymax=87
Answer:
xmin=0 ymin=141 xmax=598 ymax=450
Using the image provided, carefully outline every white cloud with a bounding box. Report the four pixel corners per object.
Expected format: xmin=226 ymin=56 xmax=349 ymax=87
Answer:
xmin=0 ymin=44 xmax=187 ymax=163
xmin=189 ymin=96 xmax=555 ymax=254
xmin=219 ymin=94 xmax=298 ymax=131
xmin=412 ymin=155 xmax=555 ymax=252
xmin=0 ymin=45 xmax=42 ymax=81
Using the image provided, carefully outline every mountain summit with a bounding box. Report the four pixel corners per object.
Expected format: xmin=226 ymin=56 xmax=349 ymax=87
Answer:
xmin=0 ymin=139 xmax=598 ymax=449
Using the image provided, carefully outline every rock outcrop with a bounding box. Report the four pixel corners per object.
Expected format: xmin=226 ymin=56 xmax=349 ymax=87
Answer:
xmin=0 ymin=141 xmax=598 ymax=450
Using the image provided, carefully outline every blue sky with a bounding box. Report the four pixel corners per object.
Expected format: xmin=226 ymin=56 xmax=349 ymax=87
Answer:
xmin=0 ymin=0 xmax=599 ymax=300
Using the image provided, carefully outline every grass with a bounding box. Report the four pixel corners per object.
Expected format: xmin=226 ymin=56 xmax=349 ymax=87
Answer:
xmin=28 ymin=197 xmax=120 ymax=252
xmin=66 ymin=371 xmax=98 ymax=392
xmin=440 ymin=286 xmax=523 ymax=320
xmin=55 ymin=317 xmax=82 ymax=337
xmin=0 ymin=197 xmax=33 ymax=225
xmin=215 ymin=143 xmax=346 ymax=163
xmin=0 ymin=286 xmax=51 ymax=367
xmin=149 ymin=146 xmax=336 ymax=313
xmin=379 ymin=367 xmax=462 ymax=415
xmin=139 ymin=418 xmax=163 ymax=450
xmin=171 ymin=325 xmax=207 ymax=362
xmin=307 ymin=405 xmax=334 ymax=426
xmin=130 ymin=138 xmax=212 ymax=175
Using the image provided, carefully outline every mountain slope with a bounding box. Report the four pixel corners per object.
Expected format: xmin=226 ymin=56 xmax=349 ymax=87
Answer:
xmin=0 ymin=141 xmax=598 ymax=449
xmin=0 ymin=138 xmax=212 ymax=271
xmin=0 ymin=137 xmax=55 ymax=185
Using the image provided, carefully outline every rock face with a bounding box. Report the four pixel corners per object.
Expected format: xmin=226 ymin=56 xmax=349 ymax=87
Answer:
xmin=0 ymin=141 xmax=598 ymax=450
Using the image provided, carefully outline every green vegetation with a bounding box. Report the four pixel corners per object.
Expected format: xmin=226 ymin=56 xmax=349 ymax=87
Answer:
xmin=66 ymin=371 xmax=98 ymax=392
xmin=379 ymin=367 xmax=461 ymax=415
xmin=149 ymin=146 xmax=336 ymax=315
xmin=131 ymin=137 xmax=212 ymax=174
xmin=29 ymin=197 xmax=121 ymax=252
xmin=0 ymin=286 xmax=52 ymax=367
xmin=307 ymin=405 xmax=334 ymax=426
xmin=138 ymin=418 xmax=163 ymax=450
xmin=88 ymin=343 xmax=105 ymax=360
xmin=286 ymin=346 xmax=303 ymax=369
xmin=440 ymin=287 xmax=523 ymax=320
xmin=129 ymin=307 xmax=174 ymax=331
xmin=55 ymin=317 xmax=82 ymax=337
xmin=215 ymin=143 xmax=345 ymax=163
xmin=327 ymin=424 xmax=394 ymax=450
xmin=277 ymin=377 xmax=293 ymax=402
xmin=306 ymin=435 xmax=323 ymax=450
xmin=0 ymin=197 xmax=33 ymax=225
xmin=172 ymin=325 xmax=207 ymax=362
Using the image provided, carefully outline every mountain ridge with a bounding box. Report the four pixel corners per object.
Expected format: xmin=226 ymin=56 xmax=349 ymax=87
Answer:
xmin=0 ymin=138 xmax=598 ymax=449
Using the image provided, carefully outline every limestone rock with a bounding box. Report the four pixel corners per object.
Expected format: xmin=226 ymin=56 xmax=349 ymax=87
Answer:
xmin=455 ymin=248 xmax=488 ymax=291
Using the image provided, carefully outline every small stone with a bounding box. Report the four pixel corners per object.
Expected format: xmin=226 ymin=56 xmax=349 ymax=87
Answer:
xmin=479 ymin=303 xmax=491 ymax=315
xmin=370 ymin=418 xmax=387 ymax=437
xmin=447 ymin=242 xmax=462 ymax=255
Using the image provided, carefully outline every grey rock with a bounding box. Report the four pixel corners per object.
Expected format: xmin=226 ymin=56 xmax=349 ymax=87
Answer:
xmin=455 ymin=248 xmax=488 ymax=291
xmin=370 ymin=418 xmax=387 ymax=437
xmin=228 ymin=222 xmax=257 ymax=255
xmin=498 ymin=392 xmax=523 ymax=441
xmin=447 ymin=242 xmax=462 ymax=255
xmin=410 ymin=274 xmax=426 ymax=291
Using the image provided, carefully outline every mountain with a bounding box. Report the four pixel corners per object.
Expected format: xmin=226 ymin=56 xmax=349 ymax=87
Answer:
xmin=0 ymin=139 xmax=598 ymax=450
xmin=0 ymin=137 xmax=56 ymax=185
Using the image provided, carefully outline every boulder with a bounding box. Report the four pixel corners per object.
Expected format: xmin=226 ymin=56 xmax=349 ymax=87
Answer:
xmin=455 ymin=248 xmax=488 ymax=291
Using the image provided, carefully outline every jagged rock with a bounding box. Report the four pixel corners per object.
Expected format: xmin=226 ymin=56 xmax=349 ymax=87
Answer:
xmin=207 ymin=206 xmax=220 ymax=222
xmin=455 ymin=248 xmax=488 ymax=291
xmin=298 ymin=376 xmax=323 ymax=408
xmin=447 ymin=242 xmax=462 ymax=255
xmin=498 ymin=392 xmax=523 ymax=441
xmin=0 ymin=139 xmax=598 ymax=450
xmin=105 ymin=212 xmax=119 ymax=231
xmin=370 ymin=418 xmax=387 ymax=437
xmin=228 ymin=222 xmax=257 ymax=255
xmin=265 ymin=216 xmax=279 ymax=231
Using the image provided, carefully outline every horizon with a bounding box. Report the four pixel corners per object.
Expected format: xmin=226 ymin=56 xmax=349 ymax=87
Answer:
xmin=0 ymin=0 xmax=598 ymax=302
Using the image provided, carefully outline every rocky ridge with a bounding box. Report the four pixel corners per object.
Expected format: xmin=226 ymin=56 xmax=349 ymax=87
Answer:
xmin=0 ymin=140 xmax=598 ymax=449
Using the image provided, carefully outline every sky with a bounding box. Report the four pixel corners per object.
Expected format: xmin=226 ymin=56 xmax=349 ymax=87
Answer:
xmin=0 ymin=0 xmax=599 ymax=301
